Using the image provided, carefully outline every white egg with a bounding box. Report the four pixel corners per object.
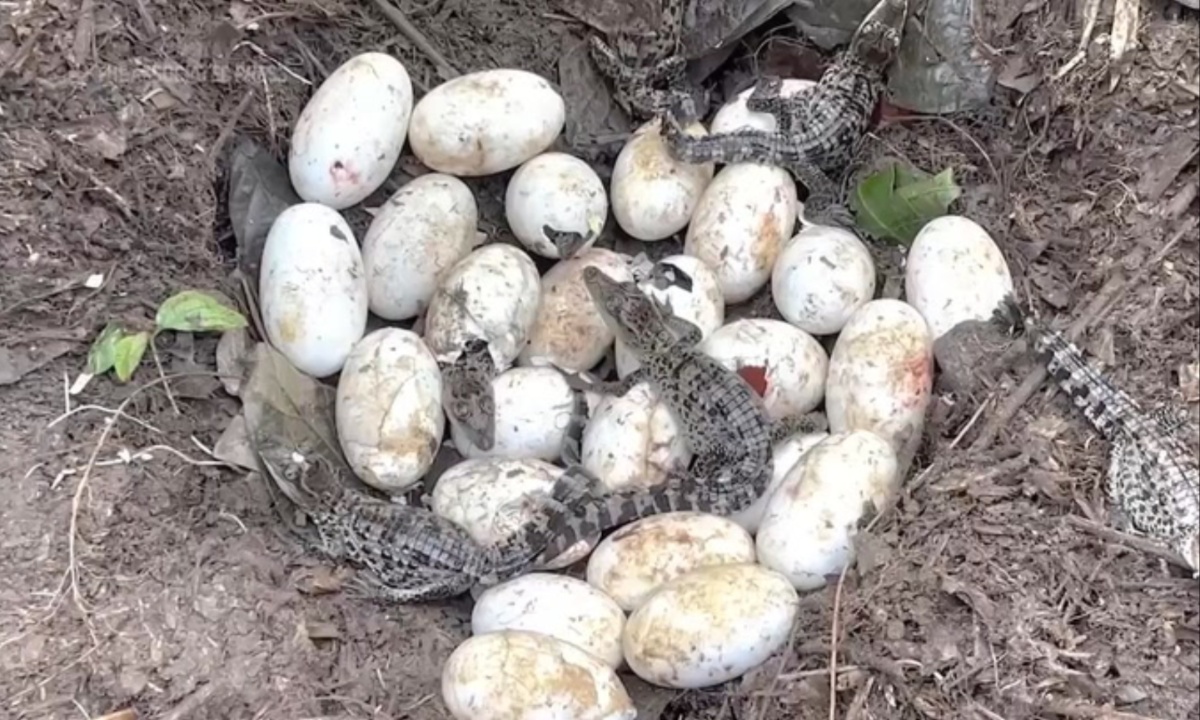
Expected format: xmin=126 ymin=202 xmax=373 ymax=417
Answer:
xmin=471 ymin=573 xmax=626 ymax=669
xmin=699 ymin=318 xmax=827 ymax=421
xmin=409 ymin=69 xmax=565 ymax=177
xmin=904 ymin=215 xmax=1015 ymax=340
xmin=424 ymin=244 xmax=541 ymax=369
xmin=506 ymin=152 xmax=607 ymax=259
xmin=361 ymin=174 xmax=480 ymax=321
xmin=259 ymin=203 xmax=367 ymax=378
xmin=580 ymin=382 xmax=690 ymax=494
xmin=288 ymin=52 xmax=412 ymax=209
xmin=685 ymin=163 xmax=798 ymax=303
xmin=622 ymin=564 xmax=799 ymax=689
xmin=519 ymin=248 xmax=633 ymax=372
xmin=432 ymin=457 xmax=596 ymax=568
xmin=825 ymin=299 xmax=933 ymax=475
xmin=586 ymin=512 xmax=756 ymax=612
xmin=709 ymin=79 xmax=818 ymax=134
xmin=756 ymin=431 xmax=898 ymax=590
xmin=335 ymin=328 xmax=443 ymax=493
xmin=728 ymin=431 xmax=828 ymax=534
xmin=615 ymin=254 xmax=725 ymax=378
xmin=450 ymin=366 xmax=576 ymax=461
xmin=443 ymin=630 xmax=635 ymax=720
xmin=610 ymin=119 xmax=714 ymax=241
xmin=772 ymin=224 xmax=876 ymax=336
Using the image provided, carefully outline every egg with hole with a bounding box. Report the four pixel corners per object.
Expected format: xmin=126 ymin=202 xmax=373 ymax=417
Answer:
xmin=288 ymin=52 xmax=412 ymax=209
xmin=772 ymin=224 xmax=876 ymax=335
xmin=610 ymin=119 xmax=714 ymax=241
xmin=431 ymin=457 xmax=596 ymax=569
xmin=520 ymin=248 xmax=633 ymax=372
xmin=904 ymin=215 xmax=1015 ymax=340
xmin=586 ymin=512 xmax=756 ymax=612
xmin=443 ymin=630 xmax=635 ymax=720
xmin=756 ymin=431 xmax=899 ymax=590
xmin=728 ymin=431 xmax=828 ymax=534
xmin=506 ymin=152 xmax=607 ymax=259
xmin=622 ymin=563 xmax=799 ymax=689
xmin=471 ymin=573 xmax=626 ymax=670
xmin=259 ymin=203 xmax=367 ymax=378
xmin=825 ymin=299 xmax=933 ymax=475
xmin=615 ymin=254 xmax=725 ymax=378
xmin=699 ymin=318 xmax=827 ymax=421
xmin=361 ymin=173 xmax=480 ymax=321
xmin=423 ymin=243 xmax=541 ymax=369
xmin=709 ymin=79 xmax=818 ymax=134
xmin=580 ymin=382 xmax=690 ymax=495
xmin=685 ymin=163 xmax=798 ymax=303
xmin=450 ymin=366 xmax=578 ymax=462
xmin=409 ymin=69 xmax=565 ymax=177
xmin=335 ymin=328 xmax=443 ymax=493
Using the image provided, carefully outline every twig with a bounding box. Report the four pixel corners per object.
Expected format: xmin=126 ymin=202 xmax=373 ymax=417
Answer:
xmin=968 ymin=217 xmax=1193 ymax=452
xmin=150 ymin=339 xmax=181 ymax=415
xmin=369 ymin=0 xmax=460 ymax=80
xmin=72 ymin=0 xmax=95 ymax=67
xmin=1052 ymin=0 xmax=1102 ymax=81
xmin=1038 ymin=700 xmax=1163 ymax=720
xmin=1065 ymin=516 xmax=1192 ymax=570
xmin=828 ymin=509 xmax=887 ymax=720
xmin=207 ymin=88 xmax=255 ymax=170
xmin=0 ymin=277 xmax=85 ymax=317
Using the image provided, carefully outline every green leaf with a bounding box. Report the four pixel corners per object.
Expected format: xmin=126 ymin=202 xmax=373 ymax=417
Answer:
xmin=850 ymin=163 xmax=962 ymax=246
xmin=156 ymin=290 xmax=248 ymax=333
xmin=87 ymin=323 xmax=126 ymax=375
xmin=112 ymin=332 xmax=150 ymax=383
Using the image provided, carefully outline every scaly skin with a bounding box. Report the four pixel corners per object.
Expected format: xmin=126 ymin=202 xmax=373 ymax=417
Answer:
xmin=530 ymin=266 xmax=826 ymax=562
xmin=661 ymin=0 xmax=909 ymax=228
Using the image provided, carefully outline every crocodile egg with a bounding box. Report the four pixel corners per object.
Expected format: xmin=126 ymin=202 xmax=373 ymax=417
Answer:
xmin=622 ymin=564 xmax=799 ymax=689
xmin=699 ymin=318 xmax=827 ymax=421
xmin=756 ymin=431 xmax=899 ymax=590
xmin=471 ymin=573 xmax=626 ymax=669
xmin=449 ymin=366 xmax=577 ymax=462
xmin=520 ymin=248 xmax=634 ymax=372
xmin=586 ymin=512 xmax=755 ymax=612
xmin=685 ymin=162 xmax=798 ymax=303
xmin=728 ymin=430 xmax=828 ymax=534
xmin=709 ymin=79 xmax=818 ymax=134
xmin=610 ymin=119 xmax=714 ymax=242
xmin=772 ymin=224 xmax=876 ymax=336
xmin=443 ymin=630 xmax=635 ymax=720
xmin=580 ymin=382 xmax=690 ymax=494
xmin=506 ymin=152 xmax=607 ymax=259
xmin=335 ymin=328 xmax=443 ymax=493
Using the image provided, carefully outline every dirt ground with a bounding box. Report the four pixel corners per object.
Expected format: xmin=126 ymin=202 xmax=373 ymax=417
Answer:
xmin=2 ymin=0 xmax=1197 ymax=718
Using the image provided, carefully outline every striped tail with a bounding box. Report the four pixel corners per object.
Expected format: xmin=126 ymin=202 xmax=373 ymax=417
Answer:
xmin=1034 ymin=328 xmax=1148 ymax=440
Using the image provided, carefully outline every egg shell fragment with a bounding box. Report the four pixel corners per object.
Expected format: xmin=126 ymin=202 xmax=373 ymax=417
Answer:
xmin=259 ymin=203 xmax=368 ymax=378
xmin=450 ymin=366 xmax=576 ymax=462
xmin=623 ymin=563 xmax=799 ymax=689
xmin=709 ymin=79 xmax=817 ymax=134
xmin=288 ymin=52 xmax=413 ymax=209
xmin=587 ymin=512 xmax=756 ymax=612
xmin=685 ymin=162 xmax=798 ymax=303
xmin=611 ymin=119 xmax=714 ymax=241
xmin=772 ymin=225 xmax=877 ymax=336
xmin=432 ymin=458 xmax=596 ymax=568
xmin=825 ymin=299 xmax=933 ymax=475
xmin=409 ymin=69 xmax=565 ymax=177
xmin=335 ymin=328 xmax=443 ymax=493
xmin=616 ymin=254 xmax=725 ymax=378
xmin=424 ymin=244 xmax=542 ymax=368
xmin=729 ymin=431 xmax=828 ymax=534
xmin=471 ymin=573 xmax=627 ymax=669
xmin=699 ymin=318 xmax=827 ymax=422
xmin=580 ymin=382 xmax=690 ymax=494
xmin=904 ymin=215 xmax=1015 ymax=340
xmin=756 ymin=431 xmax=899 ymax=590
xmin=443 ymin=630 xmax=636 ymax=720
xmin=361 ymin=174 xmax=480 ymax=321
xmin=506 ymin=152 xmax=608 ymax=259
xmin=520 ymin=248 xmax=633 ymax=372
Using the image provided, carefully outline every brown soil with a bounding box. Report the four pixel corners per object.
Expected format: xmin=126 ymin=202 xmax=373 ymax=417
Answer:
xmin=2 ymin=1 xmax=1197 ymax=719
